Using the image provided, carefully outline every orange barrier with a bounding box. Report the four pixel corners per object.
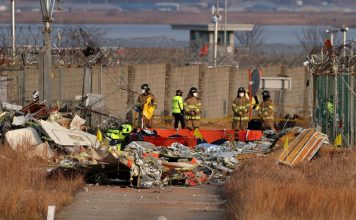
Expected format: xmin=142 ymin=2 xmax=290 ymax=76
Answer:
xmin=238 ymin=130 xmax=263 ymax=142
xmin=150 ymin=129 xmax=235 ymax=144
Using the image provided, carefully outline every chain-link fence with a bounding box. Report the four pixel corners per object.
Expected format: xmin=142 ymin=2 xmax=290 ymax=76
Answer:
xmin=308 ymin=41 xmax=356 ymax=147
xmin=0 ymin=25 xmax=310 ymax=129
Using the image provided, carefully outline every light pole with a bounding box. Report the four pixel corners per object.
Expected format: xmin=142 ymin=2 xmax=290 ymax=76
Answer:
xmin=11 ymin=0 xmax=15 ymax=62
xmin=340 ymin=25 xmax=349 ymax=47
xmin=224 ymin=0 xmax=227 ymax=48
xmin=39 ymin=0 xmax=55 ymax=107
xmin=325 ymin=28 xmax=338 ymax=46
xmin=213 ymin=15 xmax=218 ymax=67
xmin=212 ymin=0 xmax=220 ymax=66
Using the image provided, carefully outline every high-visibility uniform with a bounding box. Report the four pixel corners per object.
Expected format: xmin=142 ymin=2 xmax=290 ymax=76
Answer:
xmin=105 ymin=124 xmax=133 ymax=151
xmin=232 ymin=96 xmax=250 ymax=130
xmin=184 ymin=96 xmax=201 ymax=129
xmin=172 ymin=95 xmax=185 ymax=129
xmin=136 ymin=93 xmax=157 ymax=128
xmin=256 ymin=99 xmax=275 ymax=130
xmin=172 ymin=96 xmax=183 ymax=113
xmin=327 ymin=101 xmax=333 ymax=114
xmin=105 ymin=129 xmax=125 ymax=151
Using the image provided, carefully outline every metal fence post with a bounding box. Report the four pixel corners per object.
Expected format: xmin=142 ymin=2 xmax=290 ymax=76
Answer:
xmin=58 ymin=67 xmax=63 ymax=101
xmin=198 ymin=64 xmax=207 ymax=117
xmin=18 ymin=67 xmax=26 ymax=106
xmin=98 ymin=64 xmax=102 ymax=94
xmin=163 ymin=63 xmax=173 ymax=118
xmin=126 ymin=65 xmax=136 ymax=124
xmin=228 ymin=66 xmax=238 ymax=117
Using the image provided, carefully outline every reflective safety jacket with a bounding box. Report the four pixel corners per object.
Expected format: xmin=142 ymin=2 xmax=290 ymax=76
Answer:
xmin=184 ymin=96 xmax=201 ymax=120
xmin=172 ymin=95 xmax=183 ymax=114
xmin=327 ymin=101 xmax=333 ymax=114
xmin=120 ymin=124 xmax=133 ymax=134
xmin=256 ymin=99 xmax=274 ymax=121
xmin=232 ymin=96 xmax=250 ymax=121
xmin=106 ymin=129 xmax=125 ymax=141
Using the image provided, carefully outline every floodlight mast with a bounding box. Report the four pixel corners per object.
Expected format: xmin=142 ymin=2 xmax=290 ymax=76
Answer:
xmin=39 ymin=0 xmax=55 ymax=107
xmin=325 ymin=28 xmax=339 ymax=46
xmin=224 ymin=0 xmax=227 ymax=48
xmin=212 ymin=0 xmax=220 ymax=66
xmin=11 ymin=0 xmax=15 ymax=62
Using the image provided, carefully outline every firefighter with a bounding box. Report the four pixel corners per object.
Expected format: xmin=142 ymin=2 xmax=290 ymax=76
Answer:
xmin=172 ymin=89 xmax=185 ymax=129
xmin=136 ymin=83 xmax=157 ymax=128
xmin=257 ymin=90 xmax=275 ymax=130
xmin=184 ymin=87 xmax=201 ymax=130
xmin=232 ymin=87 xmax=250 ymax=130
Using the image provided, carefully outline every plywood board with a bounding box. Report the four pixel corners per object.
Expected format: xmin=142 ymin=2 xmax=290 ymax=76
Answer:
xmin=278 ymin=129 xmax=314 ymax=162
xmin=278 ymin=129 xmax=327 ymax=166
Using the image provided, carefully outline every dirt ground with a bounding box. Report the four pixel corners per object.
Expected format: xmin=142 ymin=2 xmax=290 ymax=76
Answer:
xmin=59 ymin=184 xmax=225 ymax=220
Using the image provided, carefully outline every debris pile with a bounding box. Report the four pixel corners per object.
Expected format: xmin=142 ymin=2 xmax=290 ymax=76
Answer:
xmin=0 ymin=100 xmax=331 ymax=188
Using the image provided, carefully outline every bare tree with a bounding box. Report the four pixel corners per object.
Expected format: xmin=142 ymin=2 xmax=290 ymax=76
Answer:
xmin=235 ymin=25 xmax=267 ymax=48
xmin=296 ymin=25 xmax=328 ymax=53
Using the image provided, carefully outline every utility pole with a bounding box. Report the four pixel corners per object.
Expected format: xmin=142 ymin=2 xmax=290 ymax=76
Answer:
xmin=39 ymin=0 xmax=55 ymax=107
xmin=325 ymin=28 xmax=338 ymax=46
xmin=212 ymin=0 xmax=220 ymax=66
xmin=224 ymin=0 xmax=227 ymax=48
xmin=11 ymin=0 xmax=15 ymax=62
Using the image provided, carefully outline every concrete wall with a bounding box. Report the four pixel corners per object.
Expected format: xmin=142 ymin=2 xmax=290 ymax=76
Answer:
xmin=205 ymin=66 xmax=230 ymax=118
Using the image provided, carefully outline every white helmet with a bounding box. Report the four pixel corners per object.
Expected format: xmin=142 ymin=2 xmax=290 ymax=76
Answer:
xmin=32 ymin=90 xmax=40 ymax=101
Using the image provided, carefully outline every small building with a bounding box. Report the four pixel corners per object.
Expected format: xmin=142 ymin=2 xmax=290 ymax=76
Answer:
xmin=171 ymin=23 xmax=254 ymax=53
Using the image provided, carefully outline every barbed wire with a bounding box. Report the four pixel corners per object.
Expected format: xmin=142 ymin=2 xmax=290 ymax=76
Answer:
xmin=307 ymin=40 xmax=356 ymax=74
xmin=0 ymin=25 xmax=306 ymax=67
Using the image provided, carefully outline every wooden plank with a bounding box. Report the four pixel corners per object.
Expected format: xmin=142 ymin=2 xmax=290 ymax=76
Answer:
xmin=305 ymin=134 xmax=327 ymax=161
xmin=290 ymin=133 xmax=320 ymax=165
xmin=291 ymin=138 xmax=324 ymax=166
xmin=278 ymin=129 xmax=310 ymax=161
xmin=284 ymin=130 xmax=315 ymax=164
xmin=291 ymin=133 xmax=319 ymax=165
xmin=278 ymin=129 xmax=314 ymax=162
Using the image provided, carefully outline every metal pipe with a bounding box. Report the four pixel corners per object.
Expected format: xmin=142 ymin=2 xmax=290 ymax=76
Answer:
xmin=11 ymin=0 xmax=15 ymax=62
xmin=333 ymin=57 xmax=338 ymax=144
xmin=340 ymin=25 xmax=349 ymax=146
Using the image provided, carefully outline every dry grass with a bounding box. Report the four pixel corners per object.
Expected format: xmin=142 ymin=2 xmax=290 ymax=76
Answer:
xmin=224 ymin=148 xmax=356 ymax=220
xmin=0 ymin=145 xmax=83 ymax=220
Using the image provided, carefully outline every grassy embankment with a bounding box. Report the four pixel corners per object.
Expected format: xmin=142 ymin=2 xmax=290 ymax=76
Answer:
xmin=225 ymin=148 xmax=356 ymax=220
xmin=0 ymin=145 xmax=83 ymax=219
